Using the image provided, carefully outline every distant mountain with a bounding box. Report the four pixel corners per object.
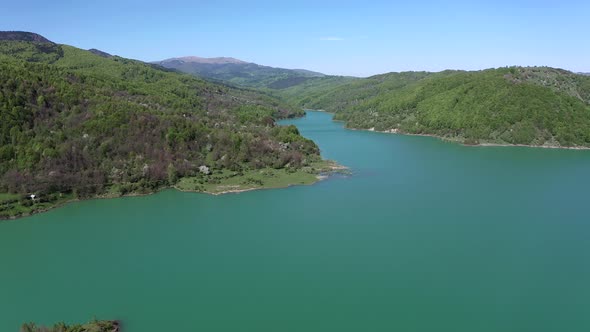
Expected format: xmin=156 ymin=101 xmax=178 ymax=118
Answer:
xmin=0 ymin=31 xmax=53 ymax=43
xmin=167 ymin=56 xmax=247 ymax=65
xmin=154 ymin=56 xmax=325 ymax=89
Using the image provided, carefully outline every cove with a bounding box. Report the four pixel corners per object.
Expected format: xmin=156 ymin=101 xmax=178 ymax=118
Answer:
xmin=1 ymin=111 xmax=590 ymax=331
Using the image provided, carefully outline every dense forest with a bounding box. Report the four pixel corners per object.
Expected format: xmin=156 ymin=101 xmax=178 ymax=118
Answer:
xmin=0 ymin=32 xmax=322 ymax=218
xmin=274 ymin=67 xmax=590 ymax=147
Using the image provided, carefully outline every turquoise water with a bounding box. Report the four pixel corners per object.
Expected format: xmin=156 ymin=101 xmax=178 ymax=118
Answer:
xmin=1 ymin=111 xmax=590 ymax=331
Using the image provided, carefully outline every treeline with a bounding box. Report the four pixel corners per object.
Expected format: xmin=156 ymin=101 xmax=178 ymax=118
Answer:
xmin=20 ymin=319 xmax=119 ymax=332
xmin=0 ymin=38 xmax=320 ymax=204
xmin=276 ymin=67 xmax=590 ymax=147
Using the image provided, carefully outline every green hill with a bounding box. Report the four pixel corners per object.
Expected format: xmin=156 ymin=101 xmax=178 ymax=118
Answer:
xmin=277 ymin=67 xmax=590 ymax=148
xmin=272 ymin=72 xmax=425 ymax=111
xmin=0 ymin=33 xmax=326 ymax=218
xmin=154 ymin=56 xmax=325 ymax=89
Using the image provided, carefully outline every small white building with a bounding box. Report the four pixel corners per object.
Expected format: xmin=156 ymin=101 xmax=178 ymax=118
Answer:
xmin=199 ymin=165 xmax=211 ymax=175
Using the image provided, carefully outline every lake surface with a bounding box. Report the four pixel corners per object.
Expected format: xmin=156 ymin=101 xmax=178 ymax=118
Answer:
xmin=1 ymin=111 xmax=590 ymax=331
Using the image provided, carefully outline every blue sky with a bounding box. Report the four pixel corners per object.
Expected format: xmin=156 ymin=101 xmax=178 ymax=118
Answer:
xmin=2 ymin=0 xmax=588 ymax=76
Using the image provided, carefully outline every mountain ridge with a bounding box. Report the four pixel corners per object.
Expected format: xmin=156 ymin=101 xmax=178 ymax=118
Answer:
xmin=0 ymin=31 xmax=53 ymax=43
xmin=154 ymin=56 xmax=325 ymax=89
xmin=163 ymin=56 xmax=248 ymax=65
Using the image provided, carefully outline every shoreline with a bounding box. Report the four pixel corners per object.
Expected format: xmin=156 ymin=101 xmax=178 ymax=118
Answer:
xmin=379 ymin=128 xmax=590 ymax=150
xmin=475 ymin=142 xmax=590 ymax=150
xmin=1 ymin=162 xmax=348 ymax=221
xmin=201 ymin=173 xmax=328 ymax=195
xmin=0 ymin=181 xmax=300 ymax=221
xmin=308 ymin=111 xmax=590 ymax=151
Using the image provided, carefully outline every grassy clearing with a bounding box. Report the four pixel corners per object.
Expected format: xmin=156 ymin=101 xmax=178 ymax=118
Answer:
xmin=175 ymin=160 xmax=341 ymax=194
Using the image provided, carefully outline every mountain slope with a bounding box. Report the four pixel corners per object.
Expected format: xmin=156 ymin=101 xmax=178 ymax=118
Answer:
xmin=279 ymin=67 xmax=590 ymax=147
xmin=0 ymin=33 xmax=324 ymax=218
xmin=154 ymin=56 xmax=325 ymax=89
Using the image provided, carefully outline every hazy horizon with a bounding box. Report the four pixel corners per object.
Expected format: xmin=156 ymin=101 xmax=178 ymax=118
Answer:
xmin=2 ymin=0 xmax=589 ymax=76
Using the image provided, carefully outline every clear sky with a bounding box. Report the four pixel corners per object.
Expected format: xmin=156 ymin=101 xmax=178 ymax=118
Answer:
xmin=2 ymin=0 xmax=588 ymax=76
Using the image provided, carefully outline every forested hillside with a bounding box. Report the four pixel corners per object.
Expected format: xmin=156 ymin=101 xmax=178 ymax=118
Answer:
xmin=278 ymin=67 xmax=590 ymax=147
xmin=272 ymin=73 xmax=426 ymax=111
xmin=0 ymin=33 xmax=323 ymax=218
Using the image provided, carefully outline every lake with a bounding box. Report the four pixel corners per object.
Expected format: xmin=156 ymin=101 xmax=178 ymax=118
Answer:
xmin=1 ymin=111 xmax=589 ymax=331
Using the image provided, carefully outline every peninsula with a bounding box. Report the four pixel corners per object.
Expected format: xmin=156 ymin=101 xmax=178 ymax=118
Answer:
xmin=0 ymin=32 xmax=339 ymax=219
